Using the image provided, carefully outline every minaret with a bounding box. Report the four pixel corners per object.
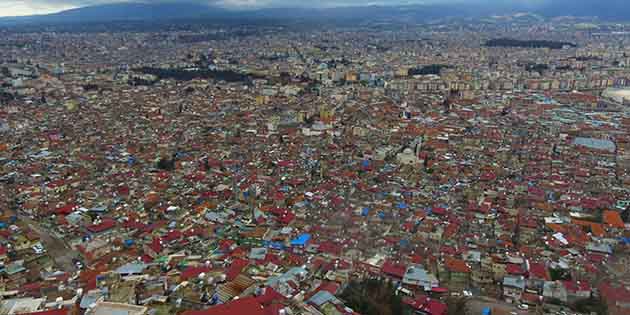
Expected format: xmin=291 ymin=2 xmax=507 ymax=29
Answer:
xmin=249 ymin=186 xmax=256 ymax=222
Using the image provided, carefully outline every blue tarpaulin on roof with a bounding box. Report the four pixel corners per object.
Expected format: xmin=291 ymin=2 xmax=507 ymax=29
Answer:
xmin=361 ymin=207 xmax=370 ymax=216
xmin=398 ymin=202 xmax=408 ymax=209
xmin=378 ymin=211 xmax=385 ymax=219
xmin=291 ymin=233 xmax=311 ymax=246
xmin=362 ymin=160 xmax=370 ymax=168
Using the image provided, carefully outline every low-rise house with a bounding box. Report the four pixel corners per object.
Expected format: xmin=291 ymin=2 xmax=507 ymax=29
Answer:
xmin=543 ymin=281 xmax=568 ymax=303
xmin=402 ymin=295 xmax=447 ymax=315
xmin=599 ymin=283 xmax=630 ymax=315
xmin=562 ymin=280 xmax=591 ymax=303
xmin=439 ymin=257 xmax=471 ymax=289
xmin=503 ymin=276 xmax=525 ymax=303
xmin=402 ymin=265 xmax=439 ymax=290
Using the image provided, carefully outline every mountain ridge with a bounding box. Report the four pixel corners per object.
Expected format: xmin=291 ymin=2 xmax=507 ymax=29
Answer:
xmin=1 ymin=1 xmax=629 ymax=26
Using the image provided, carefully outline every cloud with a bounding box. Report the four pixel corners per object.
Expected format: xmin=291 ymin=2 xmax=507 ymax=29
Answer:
xmin=0 ymin=0 xmax=129 ymax=16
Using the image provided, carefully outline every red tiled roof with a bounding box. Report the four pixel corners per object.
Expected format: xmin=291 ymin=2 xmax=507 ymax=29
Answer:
xmin=181 ymin=266 xmax=212 ymax=280
xmin=528 ymin=262 xmax=549 ymax=281
xmin=20 ymin=282 xmax=42 ymax=293
xmin=226 ymin=258 xmax=248 ymax=281
xmin=255 ymin=287 xmax=286 ymax=305
xmin=162 ymin=229 xmax=183 ymax=242
xmin=86 ymin=218 xmax=117 ymax=233
xmin=506 ymin=264 xmax=526 ymax=275
xmin=317 ymin=241 xmax=342 ymax=256
xmin=403 ymin=296 xmax=447 ymax=315
xmin=444 ymin=257 xmax=471 ymax=273
xmin=381 ymin=260 xmax=406 ymax=279
xmin=263 ymin=303 xmax=284 ymax=315
xmin=148 ymin=237 xmax=162 ymax=254
xmin=521 ymin=292 xmax=542 ymax=305
xmin=603 ymin=210 xmax=625 ymax=229
xmin=599 ymin=282 xmax=630 ymax=304
xmin=54 ymin=204 xmax=77 ymax=215
xmin=432 ymin=207 xmax=447 ymax=215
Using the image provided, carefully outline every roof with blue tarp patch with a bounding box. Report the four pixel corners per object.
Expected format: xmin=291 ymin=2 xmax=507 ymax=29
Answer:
xmin=291 ymin=233 xmax=311 ymax=246
xmin=361 ymin=207 xmax=370 ymax=216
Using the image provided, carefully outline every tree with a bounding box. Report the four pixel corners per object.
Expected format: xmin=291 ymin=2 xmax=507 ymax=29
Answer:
xmin=339 ymin=278 xmax=403 ymax=315
xmin=573 ymin=297 xmax=607 ymax=315
xmin=446 ymin=296 xmax=468 ymax=315
xmin=549 ymin=268 xmax=571 ymax=281
xmin=157 ymin=157 xmax=175 ymax=171
xmin=408 ymin=64 xmax=449 ymax=76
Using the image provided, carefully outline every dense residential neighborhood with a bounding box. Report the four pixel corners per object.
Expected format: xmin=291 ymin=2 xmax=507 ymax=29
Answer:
xmin=0 ymin=7 xmax=629 ymax=315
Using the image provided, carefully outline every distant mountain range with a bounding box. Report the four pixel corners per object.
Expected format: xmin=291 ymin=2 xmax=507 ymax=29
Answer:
xmin=0 ymin=3 xmax=223 ymax=25
xmin=1 ymin=1 xmax=629 ymax=27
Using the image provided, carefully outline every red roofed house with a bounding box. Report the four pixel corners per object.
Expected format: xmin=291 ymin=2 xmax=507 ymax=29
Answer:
xmin=599 ymin=283 xmax=630 ymax=315
xmin=440 ymin=257 xmax=471 ymax=289
xmin=528 ymin=262 xmax=550 ymax=281
xmin=403 ymin=295 xmax=447 ymax=315
xmin=603 ymin=210 xmax=625 ymax=230
xmin=506 ymin=264 xmax=526 ymax=276
xmin=180 ymin=266 xmax=212 ymax=281
xmin=226 ymin=258 xmax=249 ymax=281
xmin=55 ymin=204 xmax=77 ymax=215
xmin=562 ymin=280 xmax=591 ymax=302
xmin=76 ymin=237 xmax=111 ymax=264
xmin=86 ymin=218 xmax=117 ymax=234
xmin=144 ymin=237 xmax=163 ymax=258
xmin=381 ymin=260 xmax=407 ymax=279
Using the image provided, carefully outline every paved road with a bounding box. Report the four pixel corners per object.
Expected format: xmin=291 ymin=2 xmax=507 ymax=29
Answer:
xmin=466 ymin=297 xmax=536 ymax=315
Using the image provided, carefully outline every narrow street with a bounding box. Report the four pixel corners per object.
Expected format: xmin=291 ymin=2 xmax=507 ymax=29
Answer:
xmin=20 ymin=214 xmax=79 ymax=272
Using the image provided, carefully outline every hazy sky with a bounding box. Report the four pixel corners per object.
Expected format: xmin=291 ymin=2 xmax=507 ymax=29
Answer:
xmin=0 ymin=0 xmax=548 ymax=17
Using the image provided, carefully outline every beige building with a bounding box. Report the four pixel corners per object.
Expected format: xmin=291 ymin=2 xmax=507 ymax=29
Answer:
xmin=86 ymin=301 xmax=148 ymax=315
